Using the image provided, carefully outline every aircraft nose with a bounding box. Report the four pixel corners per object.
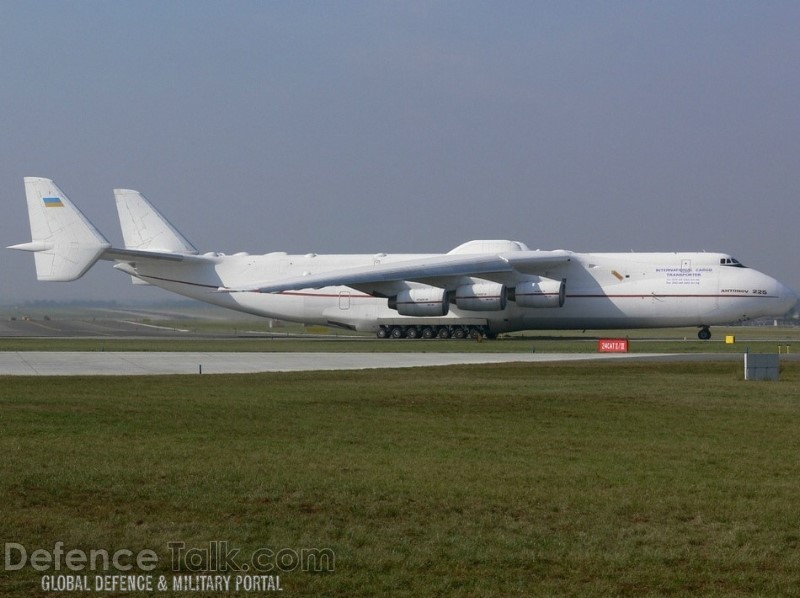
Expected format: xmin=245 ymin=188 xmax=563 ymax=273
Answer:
xmin=759 ymin=272 xmax=798 ymax=317
xmin=781 ymin=283 xmax=799 ymax=314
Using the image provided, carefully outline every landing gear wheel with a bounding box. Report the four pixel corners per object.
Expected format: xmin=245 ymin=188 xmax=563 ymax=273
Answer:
xmin=421 ymin=327 xmax=435 ymax=339
xmin=406 ymin=327 xmax=419 ymax=339
xmin=437 ymin=327 xmax=451 ymax=339
xmin=390 ymin=326 xmax=405 ymax=339
xmin=452 ymin=327 xmax=467 ymax=339
xmin=698 ymin=327 xmax=711 ymax=341
xmin=377 ymin=327 xmax=389 ymax=339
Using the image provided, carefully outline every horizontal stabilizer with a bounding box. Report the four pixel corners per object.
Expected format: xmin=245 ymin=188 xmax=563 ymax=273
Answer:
xmin=8 ymin=177 xmax=111 ymax=281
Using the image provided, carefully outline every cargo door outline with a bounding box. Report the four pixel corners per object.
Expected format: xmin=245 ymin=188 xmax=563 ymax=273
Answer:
xmin=339 ymin=291 xmax=351 ymax=310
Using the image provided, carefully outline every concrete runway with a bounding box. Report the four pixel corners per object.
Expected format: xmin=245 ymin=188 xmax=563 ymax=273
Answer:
xmin=2 ymin=315 xmax=794 ymax=375
xmin=0 ymin=351 xmax=681 ymax=376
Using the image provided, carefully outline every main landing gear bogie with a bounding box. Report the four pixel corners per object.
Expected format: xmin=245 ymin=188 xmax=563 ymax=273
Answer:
xmin=378 ymin=325 xmax=491 ymax=340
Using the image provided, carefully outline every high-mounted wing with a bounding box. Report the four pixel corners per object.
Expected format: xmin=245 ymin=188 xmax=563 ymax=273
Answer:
xmin=103 ymin=247 xmax=206 ymax=263
xmin=223 ymin=250 xmax=572 ymax=296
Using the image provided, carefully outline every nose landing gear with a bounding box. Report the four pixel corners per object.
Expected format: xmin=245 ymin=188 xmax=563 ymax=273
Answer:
xmin=698 ymin=326 xmax=711 ymax=340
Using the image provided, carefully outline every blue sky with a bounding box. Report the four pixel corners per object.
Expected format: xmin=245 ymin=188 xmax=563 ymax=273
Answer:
xmin=2 ymin=1 xmax=798 ymax=303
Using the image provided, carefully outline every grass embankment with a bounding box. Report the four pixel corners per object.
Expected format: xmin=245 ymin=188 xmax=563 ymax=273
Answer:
xmin=2 ymin=362 xmax=800 ymax=595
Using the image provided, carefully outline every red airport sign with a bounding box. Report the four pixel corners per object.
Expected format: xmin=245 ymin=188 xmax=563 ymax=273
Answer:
xmin=598 ymin=338 xmax=629 ymax=353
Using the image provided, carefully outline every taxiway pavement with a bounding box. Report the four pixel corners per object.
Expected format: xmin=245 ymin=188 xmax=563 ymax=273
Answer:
xmin=0 ymin=351 xmax=680 ymax=376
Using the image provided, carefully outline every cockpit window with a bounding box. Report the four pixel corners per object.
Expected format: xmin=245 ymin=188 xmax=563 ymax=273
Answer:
xmin=720 ymin=257 xmax=746 ymax=268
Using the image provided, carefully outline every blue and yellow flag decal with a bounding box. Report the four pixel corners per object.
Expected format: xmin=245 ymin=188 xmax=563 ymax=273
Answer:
xmin=43 ymin=197 xmax=64 ymax=208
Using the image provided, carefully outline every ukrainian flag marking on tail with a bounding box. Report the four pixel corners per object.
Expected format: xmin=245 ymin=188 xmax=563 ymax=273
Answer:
xmin=43 ymin=196 xmax=64 ymax=208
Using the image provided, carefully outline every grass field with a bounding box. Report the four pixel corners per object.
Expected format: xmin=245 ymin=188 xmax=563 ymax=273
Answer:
xmin=2 ymin=361 xmax=800 ymax=595
xmin=0 ymin=325 xmax=798 ymax=355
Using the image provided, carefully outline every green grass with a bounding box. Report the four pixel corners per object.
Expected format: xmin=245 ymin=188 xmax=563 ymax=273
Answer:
xmin=0 ymin=325 xmax=798 ymax=354
xmin=2 ymin=362 xmax=800 ymax=595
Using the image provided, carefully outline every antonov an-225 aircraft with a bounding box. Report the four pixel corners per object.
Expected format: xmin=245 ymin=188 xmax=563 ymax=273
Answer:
xmin=9 ymin=177 xmax=798 ymax=340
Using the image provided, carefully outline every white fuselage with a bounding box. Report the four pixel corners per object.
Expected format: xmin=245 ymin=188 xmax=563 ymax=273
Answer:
xmin=15 ymin=179 xmax=795 ymax=337
xmin=126 ymin=249 xmax=797 ymax=334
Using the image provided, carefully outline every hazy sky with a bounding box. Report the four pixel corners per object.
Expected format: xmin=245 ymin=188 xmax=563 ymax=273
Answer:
xmin=2 ymin=1 xmax=798 ymax=304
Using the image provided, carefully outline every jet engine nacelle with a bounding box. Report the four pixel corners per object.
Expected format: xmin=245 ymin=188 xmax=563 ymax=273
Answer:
xmin=455 ymin=282 xmax=507 ymax=311
xmin=388 ymin=287 xmax=449 ymax=317
xmin=513 ymin=278 xmax=566 ymax=308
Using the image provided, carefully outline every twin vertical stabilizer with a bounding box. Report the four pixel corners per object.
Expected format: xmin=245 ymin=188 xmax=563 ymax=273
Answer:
xmin=9 ymin=178 xmax=201 ymax=284
xmin=8 ymin=177 xmax=111 ymax=281
xmin=114 ymin=189 xmax=197 ymax=254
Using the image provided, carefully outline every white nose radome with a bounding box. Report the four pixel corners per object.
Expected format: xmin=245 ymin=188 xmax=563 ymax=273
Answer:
xmin=779 ymin=282 xmax=799 ymax=314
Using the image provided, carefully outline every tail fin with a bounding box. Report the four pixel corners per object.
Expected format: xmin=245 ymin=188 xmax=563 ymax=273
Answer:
xmin=114 ymin=189 xmax=197 ymax=254
xmin=8 ymin=177 xmax=111 ymax=281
